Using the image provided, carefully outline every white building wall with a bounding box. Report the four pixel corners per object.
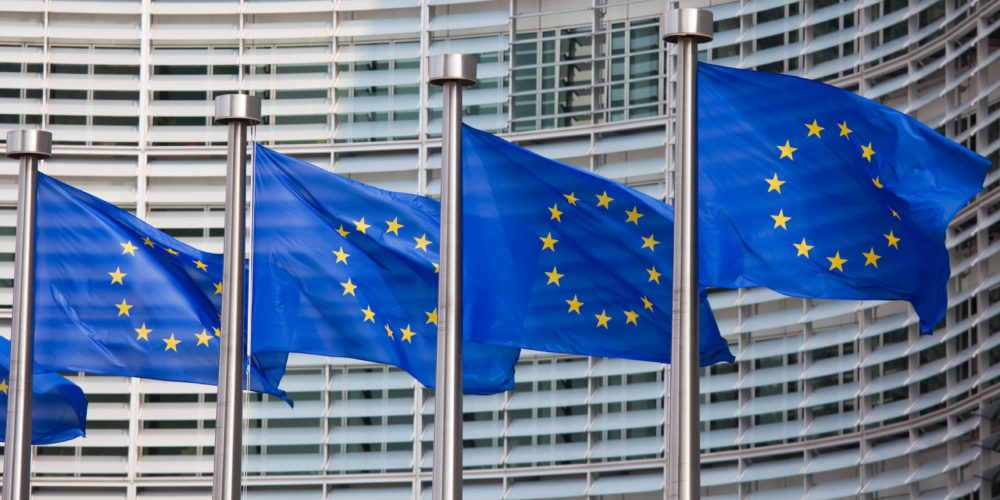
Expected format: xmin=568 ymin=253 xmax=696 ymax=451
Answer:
xmin=0 ymin=0 xmax=997 ymax=498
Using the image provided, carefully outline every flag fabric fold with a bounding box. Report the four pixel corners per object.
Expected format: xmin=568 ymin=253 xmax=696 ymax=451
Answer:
xmin=461 ymin=125 xmax=734 ymax=366
xmin=250 ymin=144 xmax=521 ymax=395
xmin=32 ymin=173 xmax=288 ymax=400
xmin=0 ymin=336 xmax=88 ymax=445
xmin=697 ymin=63 xmax=991 ymax=331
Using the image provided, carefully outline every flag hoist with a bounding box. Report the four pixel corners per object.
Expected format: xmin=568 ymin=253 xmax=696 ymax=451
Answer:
xmin=663 ymin=8 xmax=712 ymax=500
xmin=212 ymin=94 xmax=261 ymax=500
xmin=429 ymin=53 xmax=477 ymax=500
xmin=2 ymin=129 xmax=52 ymax=500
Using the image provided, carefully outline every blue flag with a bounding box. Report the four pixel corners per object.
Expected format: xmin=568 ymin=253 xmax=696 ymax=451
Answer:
xmin=0 ymin=337 xmax=88 ymax=445
xmin=461 ymin=125 xmax=735 ymax=365
xmin=32 ymin=174 xmax=287 ymax=399
xmin=697 ymin=63 xmax=990 ymax=331
xmin=250 ymin=144 xmax=521 ymax=395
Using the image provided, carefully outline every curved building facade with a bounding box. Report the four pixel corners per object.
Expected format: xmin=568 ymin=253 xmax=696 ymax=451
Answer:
xmin=0 ymin=0 xmax=998 ymax=498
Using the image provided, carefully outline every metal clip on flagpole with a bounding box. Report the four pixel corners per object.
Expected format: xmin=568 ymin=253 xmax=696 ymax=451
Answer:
xmin=2 ymin=130 xmax=51 ymax=500
xmin=212 ymin=94 xmax=261 ymax=500
xmin=428 ymin=53 xmax=476 ymax=500
xmin=663 ymin=9 xmax=712 ymax=500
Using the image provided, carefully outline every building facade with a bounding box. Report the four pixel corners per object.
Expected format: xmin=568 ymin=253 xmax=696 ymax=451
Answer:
xmin=0 ymin=0 xmax=999 ymax=498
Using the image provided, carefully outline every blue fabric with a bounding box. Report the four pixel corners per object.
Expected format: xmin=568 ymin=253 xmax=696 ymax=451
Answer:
xmin=0 ymin=337 xmax=87 ymax=445
xmin=250 ymin=144 xmax=521 ymax=395
xmin=698 ymin=64 xmax=991 ymax=331
xmin=462 ymin=125 xmax=734 ymax=365
xmin=32 ymin=174 xmax=287 ymax=400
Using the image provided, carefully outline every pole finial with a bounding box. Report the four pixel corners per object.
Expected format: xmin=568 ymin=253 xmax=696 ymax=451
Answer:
xmin=214 ymin=94 xmax=262 ymax=125
xmin=663 ymin=8 xmax=714 ymax=44
xmin=429 ymin=54 xmax=478 ymax=87
xmin=6 ymin=130 xmax=52 ymax=160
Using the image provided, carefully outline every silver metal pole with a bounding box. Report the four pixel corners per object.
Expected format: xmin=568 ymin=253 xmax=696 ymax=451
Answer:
xmin=2 ymin=130 xmax=51 ymax=500
xmin=428 ymin=53 xmax=476 ymax=500
xmin=212 ymin=94 xmax=260 ymax=500
xmin=663 ymin=9 xmax=712 ymax=500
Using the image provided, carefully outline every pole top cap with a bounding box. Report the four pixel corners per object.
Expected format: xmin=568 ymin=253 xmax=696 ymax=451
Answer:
xmin=214 ymin=94 xmax=262 ymax=125
xmin=663 ymin=8 xmax=713 ymax=44
xmin=429 ymin=54 xmax=477 ymax=87
xmin=5 ymin=129 xmax=52 ymax=159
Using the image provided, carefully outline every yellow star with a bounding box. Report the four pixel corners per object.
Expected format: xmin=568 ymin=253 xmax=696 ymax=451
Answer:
xmin=109 ymin=267 xmax=127 ymax=285
xmin=596 ymin=191 xmax=614 ymax=209
xmin=333 ymin=246 xmax=350 ymax=264
xmin=540 ymin=232 xmax=558 ymax=251
xmin=862 ymin=142 xmax=875 ymax=162
xmin=641 ymin=296 xmax=653 ymax=311
xmin=214 ymin=327 xmax=221 ymax=337
xmin=400 ymin=325 xmax=416 ymax=343
xmin=341 ymin=278 xmax=357 ymax=296
xmin=433 ymin=263 xmax=439 ymax=273
xmin=385 ymin=217 xmax=404 ymax=235
xmin=827 ymin=252 xmax=847 ymax=272
xmin=426 ymin=308 xmax=438 ymax=326
xmin=891 ymin=209 xmax=901 ymax=220
xmin=195 ymin=329 xmax=212 ymax=347
xmin=353 ymin=217 xmax=370 ymax=234
xmin=115 ymin=299 xmax=133 ymax=317
xmin=548 ymin=204 xmax=563 ymax=222
xmin=771 ymin=210 xmax=790 ymax=230
xmin=838 ymin=121 xmax=852 ymax=139
xmin=544 ymin=266 xmax=564 ymax=286
xmin=765 ymin=173 xmax=785 ymax=193
xmin=625 ymin=206 xmax=644 ymax=225
xmin=566 ymin=295 xmax=583 ymax=314
xmin=0 ymin=379 xmax=7 ymax=394
xmin=863 ymin=247 xmax=881 ymax=267
xmin=563 ymin=192 xmax=579 ymax=206
xmin=194 ymin=260 xmax=208 ymax=271
xmin=414 ymin=234 xmax=431 ymax=251
xmin=361 ymin=306 xmax=375 ymax=322
xmin=166 ymin=248 xmax=179 ymax=256
xmin=595 ymin=309 xmax=611 ymax=329
xmin=777 ymin=140 xmax=797 ymax=160
xmin=214 ymin=282 xmax=222 ymax=295
xmin=336 ymin=224 xmax=350 ymax=237
xmin=162 ymin=333 xmax=181 ymax=352
xmin=121 ymin=240 xmax=137 ymax=256
xmin=143 ymin=236 xmax=155 ymax=247
xmin=646 ymin=266 xmax=661 ymax=284
xmin=872 ymin=176 xmax=883 ymax=189
xmin=641 ymin=234 xmax=659 ymax=251
xmin=884 ymin=230 xmax=900 ymax=249
xmin=624 ymin=310 xmax=639 ymax=326
xmin=805 ymin=119 xmax=824 ymax=138
xmin=134 ymin=323 xmax=151 ymax=341
xmin=793 ymin=238 xmax=813 ymax=258
xmin=384 ymin=324 xmax=394 ymax=339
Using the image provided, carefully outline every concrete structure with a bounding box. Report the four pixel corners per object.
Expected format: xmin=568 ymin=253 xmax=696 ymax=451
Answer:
xmin=0 ymin=0 xmax=997 ymax=498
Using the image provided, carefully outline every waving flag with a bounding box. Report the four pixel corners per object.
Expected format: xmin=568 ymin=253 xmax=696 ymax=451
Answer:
xmin=697 ymin=63 xmax=990 ymax=331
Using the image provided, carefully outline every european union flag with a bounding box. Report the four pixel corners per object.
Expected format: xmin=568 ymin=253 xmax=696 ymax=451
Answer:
xmin=32 ymin=174 xmax=287 ymax=399
xmin=462 ymin=125 xmax=734 ymax=365
xmin=697 ymin=64 xmax=991 ymax=332
xmin=250 ymin=144 xmax=521 ymax=395
xmin=0 ymin=337 xmax=88 ymax=445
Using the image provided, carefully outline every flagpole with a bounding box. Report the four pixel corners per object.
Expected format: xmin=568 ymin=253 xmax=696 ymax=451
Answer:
xmin=428 ymin=53 xmax=476 ymax=500
xmin=663 ymin=9 xmax=712 ymax=500
xmin=212 ymin=94 xmax=261 ymax=500
xmin=2 ymin=130 xmax=51 ymax=500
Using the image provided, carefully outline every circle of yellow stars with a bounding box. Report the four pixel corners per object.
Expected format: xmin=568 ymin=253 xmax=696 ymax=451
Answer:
xmin=541 ymin=191 xmax=659 ymax=330
xmin=769 ymin=119 xmax=900 ymax=274
xmin=336 ymin=214 xmax=439 ymax=345
xmin=113 ymin=236 xmax=222 ymax=353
